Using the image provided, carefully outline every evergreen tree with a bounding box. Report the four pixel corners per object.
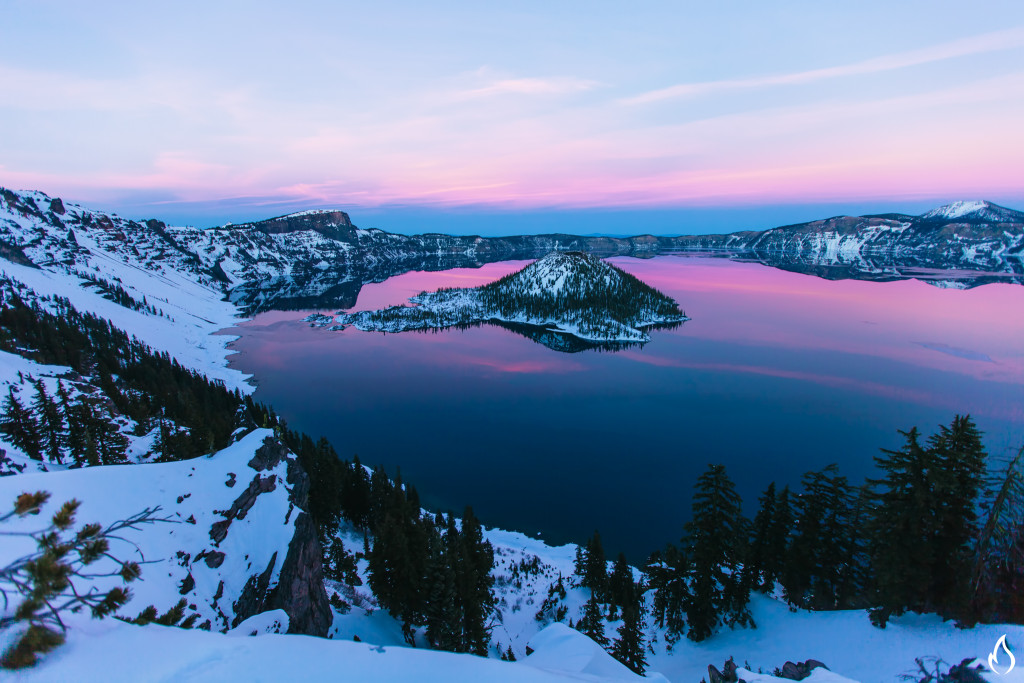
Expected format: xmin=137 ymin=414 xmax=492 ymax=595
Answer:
xmin=0 ymin=388 xmax=42 ymax=460
xmin=926 ymin=415 xmax=986 ymax=618
xmin=646 ymin=545 xmax=689 ymax=641
xmin=457 ymin=507 xmax=496 ymax=656
xmin=323 ymin=537 xmax=361 ymax=586
xmin=744 ymin=482 xmax=777 ymax=593
xmin=970 ymin=446 xmax=1024 ymax=623
xmin=783 ymin=465 xmax=860 ymax=610
xmin=608 ymin=552 xmax=634 ymax=616
xmin=424 ymin=521 xmax=463 ymax=652
xmin=367 ymin=485 xmax=431 ymax=644
xmin=580 ymin=530 xmax=608 ymax=601
xmin=868 ymin=428 xmax=935 ymax=626
xmin=55 ymin=381 xmax=84 ymax=462
xmin=767 ymin=485 xmax=794 ymax=592
xmin=683 ymin=464 xmax=751 ymax=642
xmin=576 ymin=594 xmax=609 ymax=648
xmin=31 ymin=381 xmax=63 ymax=463
xmin=341 ymin=454 xmax=373 ymax=530
xmin=610 ymin=600 xmax=647 ymax=675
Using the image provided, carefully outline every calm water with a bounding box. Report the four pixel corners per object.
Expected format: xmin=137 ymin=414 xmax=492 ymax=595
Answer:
xmin=226 ymin=257 xmax=1024 ymax=560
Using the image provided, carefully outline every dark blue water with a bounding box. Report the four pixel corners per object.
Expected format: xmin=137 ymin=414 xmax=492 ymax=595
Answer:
xmin=227 ymin=257 xmax=1024 ymax=560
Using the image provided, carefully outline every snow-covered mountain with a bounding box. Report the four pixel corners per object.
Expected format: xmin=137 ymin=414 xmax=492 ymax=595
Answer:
xmin=712 ymin=204 xmax=1024 ymax=284
xmin=921 ymin=200 xmax=1024 ymax=223
xmin=4 ymin=187 xmax=1021 ymax=322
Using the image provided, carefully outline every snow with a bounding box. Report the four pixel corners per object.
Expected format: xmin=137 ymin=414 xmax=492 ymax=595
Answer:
xmin=525 ymin=623 xmax=666 ymax=681
xmin=737 ymin=667 xmax=859 ymax=683
xmin=645 ymin=594 xmax=1024 ymax=683
xmin=7 ymin=619 xmax=649 ymax=683
xmin=0 ymin=429 xmax=298 ymax=632
xmin=0 ymin=255 xmax=250 ymax=395
xmin=924 ymin=201 xmax=992 ymax=220
xmin=921 ymin=200 xmax=1024 ymax=223
xmin=228 ymin=610 xmax=290 ymax=636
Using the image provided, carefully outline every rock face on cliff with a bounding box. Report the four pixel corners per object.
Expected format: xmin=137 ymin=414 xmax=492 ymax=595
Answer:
xmin=229 ymin=437 xmax=332 ymax=636
xmin=0 ymin=429 xmax=333 ymax=637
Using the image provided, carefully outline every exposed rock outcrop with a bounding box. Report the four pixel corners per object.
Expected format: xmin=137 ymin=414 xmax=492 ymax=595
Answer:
xmin=225 ymin=436 xmax=331 ymax=636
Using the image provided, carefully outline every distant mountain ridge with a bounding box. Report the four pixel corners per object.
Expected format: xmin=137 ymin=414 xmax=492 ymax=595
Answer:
xmin=1 ymin=187 xmax=1021 ymax=317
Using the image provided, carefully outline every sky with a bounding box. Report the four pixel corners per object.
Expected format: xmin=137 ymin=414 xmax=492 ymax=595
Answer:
xmin=1 ymin=1 xmax=1023 ymax=235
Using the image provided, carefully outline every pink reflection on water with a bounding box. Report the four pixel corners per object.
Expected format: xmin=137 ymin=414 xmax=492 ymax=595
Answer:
xmin=465 ymin=357 xmax=584 ymax=374
xmin=347 ymin=261 xmax=531 ymax=312
xmin=611 ymin=256 xmax=1024 ymax=386
xmin=227 ymin=255 xmax=1024 ymax=424
xmin=612 ymin=352 xmax=1009 ymax=418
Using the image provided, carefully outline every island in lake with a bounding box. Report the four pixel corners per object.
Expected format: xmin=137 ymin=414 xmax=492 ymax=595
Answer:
xmin=307 ymin=251 xmax=689 ymax=351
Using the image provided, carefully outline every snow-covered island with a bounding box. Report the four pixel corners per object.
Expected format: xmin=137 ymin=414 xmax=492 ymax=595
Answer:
xmin=314 ymin=251 xmax=689 ymax=346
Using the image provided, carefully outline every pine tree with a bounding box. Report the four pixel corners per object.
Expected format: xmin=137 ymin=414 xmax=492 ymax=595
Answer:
xmin=683 ymin=464 xmax=750 ymax=642
xmin=367 ymin=485 xmax=430 ymax=644
xmin=926 ymin=415 xmax=986 ymax=618
xmin=0 ymin=387 xmax=42 ymax=460
xmin=970 ymin=446 xmax=1024 ymax=623
xmin=576 ymin=594 xmax=609 ymax=648
xmin=868 ymin=428 xmax=934 ymax=626
xmin=457 ymin=507 xmax=496 ymax=656
xmin=783 ymin=465 xmax=859 ymax=610
xmin=766 ymin=486 xmax=794 ymax=593
xmin=341 ymin=454 xmax=373 ymax=530
xmin=92 ymin=413 xmax=129 ymax=465
xmin=608 ymin=552 xmax=634 ymax=616
xmin=56 ymin=382 xmax=84 ymax=463
xmin=646 ymin=545 xmax=689 ymax=641
xmin=744 ymin=482 xmax=777 ymax=593
xmin=610 ymin=600 xmax=647 ymax=675
xmin=581 ymin=530 xmax=608 ymax=601
xmin=424 ymin=523 xmax=463 ymax=652
xmin=31 ymin=381 xmax=64 ymax=463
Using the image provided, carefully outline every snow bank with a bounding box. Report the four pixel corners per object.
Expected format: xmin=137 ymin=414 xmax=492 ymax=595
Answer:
xmin=9 ymin=619 xmax=647 ymax=683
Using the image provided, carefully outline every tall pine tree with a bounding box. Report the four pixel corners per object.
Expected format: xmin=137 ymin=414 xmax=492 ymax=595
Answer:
xmin=683 ymin=464 xmax=751 ymax=642
xmin=868 ymin=428 xmax=936 ymax=626
xmin=610 ymin=598 xmax=647 ymax=675
xmin=1 ymin=387 xmax=42 ymax=460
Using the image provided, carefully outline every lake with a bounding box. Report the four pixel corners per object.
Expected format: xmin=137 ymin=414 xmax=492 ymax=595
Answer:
xmin=226 ymin=256 xmax=1024 ymax=561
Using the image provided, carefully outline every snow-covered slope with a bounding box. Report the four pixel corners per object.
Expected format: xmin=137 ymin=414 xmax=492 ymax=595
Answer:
xmin=703 ymin=202 xmax=1024 ymax=284
xmin=0 ymin=189 xmax=250 ymax=392
xmin=9 ymin=619 xmax=658 ymax=683
xmin=0 ymin=428 xmax=331 ymax=636
xmin=921 ymin=200 xmax=1024 ymax=223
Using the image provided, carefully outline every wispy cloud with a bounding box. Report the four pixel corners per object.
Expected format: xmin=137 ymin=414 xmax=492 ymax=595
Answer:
xmin=461 ymin=76 xmax=600 ymax=98
xmin=622 ymin=26 xmax=1024 ymax=105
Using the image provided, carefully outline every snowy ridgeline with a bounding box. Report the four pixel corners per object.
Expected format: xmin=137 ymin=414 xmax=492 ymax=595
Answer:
xmin=314 ymin=251 xmax=689 ymax=344
xmin=0 ymin=191 xmax=251 ymax=393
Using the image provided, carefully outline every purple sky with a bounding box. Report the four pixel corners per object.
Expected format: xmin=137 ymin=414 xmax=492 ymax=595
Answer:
xmin=1 ymin=2 xmax=1023 ymax=234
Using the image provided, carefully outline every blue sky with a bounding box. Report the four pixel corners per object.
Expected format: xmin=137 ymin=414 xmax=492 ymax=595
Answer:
xmin=1 ymin=1 xmax=1023 ymax=234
